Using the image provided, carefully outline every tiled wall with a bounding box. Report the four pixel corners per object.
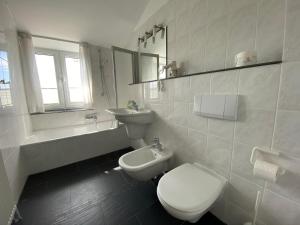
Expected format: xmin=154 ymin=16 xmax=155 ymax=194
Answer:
xmin=0 ymin=0 xmax=30 ymax=206
xmin=127 ymin=0 xmax=300 ymax=225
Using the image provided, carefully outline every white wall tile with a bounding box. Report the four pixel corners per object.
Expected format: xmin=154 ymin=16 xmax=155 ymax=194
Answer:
xmin=188 ymin=0 xmax=207 ymax=32
xmin=228 ymin=173 xmax=263 ymax=214
xmin=186 ymin=128 xmax=207 ymax=163
xmin=175 ymin=35 xmax=189 ymax=73
xmin=167 ymin=40 xmax=176 ymax=62
xmin=284 ymin=0 xmax=300 ymax=61
xmin=187 ymin=50 xmax=206 ymax=74
xmin=259 ymin=190 xmax=300 ymax=225
xmin=167 ymin=19 xmax=176 ymax=43
xmin=232 ymin=141 xmax=265 ymax=186
xmin=210 ymin=197 xmax=227 ymax=223
xmin=226 ymin=202 xmax=252 ymax=225
xmin=188 ymin=26 xmax=206 ymax=73
xmin=208 ymin=118 xmax=235 ymax=141
xmin=207 ymin=0 xmax=229 ymax=24
xmin=174 ymin=0 xmax=189 ymax=16
xmin=238 ymin=65 xmax=281 ymax=111
xmin=173 ymin=77 xmax=190 ymax=102
xmin=267 ymin=167 xmax=300 ymax=204
xmin=273 ymin=110 xmax=300 ymax=157
xmin=229 ymin=0 xmax=258 ymax=13
xmin=169 ymin=101 xmax=189 ymax=127
xmin=175 ymin=11 xmax=189 ymax=40
xmin=190 ymin=74 xmax=211 ymax=102
xmin=256 ymin=0 xmax=285 ymax=62
xmin=187 ymin=103 xmax=208 ymax=133
xmin=211 ymin=70 xmax=238 ymax=94
xmin=278 ymin=62 xmax=300 ymax=111
xmin=235 ymin=109 xmax=275 ymax=146
xmin=206 ymin=135 xmax=233 ymax=177
xmin=205 ymin=17 xmax=228 ymax=71
xmin=226 ymin=4 xmax=257 ymax=67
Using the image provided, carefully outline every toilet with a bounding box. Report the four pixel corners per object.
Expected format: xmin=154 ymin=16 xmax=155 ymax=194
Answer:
xmin=157 ymin=163 xmax=227 ymax=223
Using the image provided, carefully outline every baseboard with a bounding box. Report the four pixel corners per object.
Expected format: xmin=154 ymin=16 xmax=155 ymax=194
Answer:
xmin=7 ymin=204 xmax=17 ymax=225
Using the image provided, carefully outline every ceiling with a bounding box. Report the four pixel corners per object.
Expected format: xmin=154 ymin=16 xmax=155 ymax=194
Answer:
xmin=7 ymin=0 xmax=150 ymax=47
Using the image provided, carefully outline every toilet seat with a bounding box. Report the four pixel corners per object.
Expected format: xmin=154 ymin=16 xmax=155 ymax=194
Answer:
xmin=157 ymin=163 xmax=225 ymax=213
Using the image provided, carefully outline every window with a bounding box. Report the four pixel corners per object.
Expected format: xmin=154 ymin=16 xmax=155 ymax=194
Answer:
xmin=0 ymin=50 xmax=12 ymax=108
xmin=35 ymin=53 xmax=59 ymax=104
xmin=35 ymin=48 xmax=85 ymax=110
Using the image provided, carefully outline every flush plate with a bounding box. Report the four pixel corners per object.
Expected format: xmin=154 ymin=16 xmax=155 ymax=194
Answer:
xmin=193 ymin=95 xmax=239 ymax=121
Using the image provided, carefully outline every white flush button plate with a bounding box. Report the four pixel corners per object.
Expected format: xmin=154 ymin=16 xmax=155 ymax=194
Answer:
xmin=193 ymin=95 xmax=238 ymax=121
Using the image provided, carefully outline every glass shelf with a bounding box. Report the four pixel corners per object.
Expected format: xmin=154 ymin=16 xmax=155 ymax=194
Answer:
xmin=129 ymin=60 xmax=282 ymax=85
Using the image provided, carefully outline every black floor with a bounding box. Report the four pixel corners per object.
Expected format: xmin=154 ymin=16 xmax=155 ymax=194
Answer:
xmin=14 ymin=148 xmax=226 ymax=225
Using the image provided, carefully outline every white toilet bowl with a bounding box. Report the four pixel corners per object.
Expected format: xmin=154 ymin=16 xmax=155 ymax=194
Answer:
xmin=157 ymin=163 xmax=227 ymax=223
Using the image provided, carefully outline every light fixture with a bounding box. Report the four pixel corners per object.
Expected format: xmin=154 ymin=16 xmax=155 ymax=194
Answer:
xmin=137 ymin=23 xmax=165 ymax=47
xmin=152 ymin=25 xmax=157 ymax=44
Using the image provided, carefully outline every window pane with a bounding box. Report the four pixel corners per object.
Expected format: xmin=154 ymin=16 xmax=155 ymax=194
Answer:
xmin=35 ymin=54 xmax=58 ymax=88
xmin=0 ymin=50 xmax=12 ymax=107
xmin=65 ymin=57 xmax=84 ymax=103
xmin=35 ymin=54 xmax=60 ymax=104
xmin=69 ymin=87 xmax=84 ymax=103
xmin=41 ymin=89 xmax=59 ymax=104
xmin=65 ymin=57 xmax=81 ymax=87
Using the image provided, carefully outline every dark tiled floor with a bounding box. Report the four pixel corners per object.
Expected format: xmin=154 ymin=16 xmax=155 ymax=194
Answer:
xmin=14 ymin=148 xmax=226 ymax=225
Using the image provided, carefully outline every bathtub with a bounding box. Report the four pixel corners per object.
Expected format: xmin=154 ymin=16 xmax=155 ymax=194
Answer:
xmin=23 ymin=120 xmax=119 ymax=145
xmin=21 ymin=121 xmax=130 ymax=175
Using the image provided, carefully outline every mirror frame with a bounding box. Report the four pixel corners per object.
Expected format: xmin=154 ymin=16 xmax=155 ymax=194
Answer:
xmin=112 ymin=46 xmax=139 ymax=107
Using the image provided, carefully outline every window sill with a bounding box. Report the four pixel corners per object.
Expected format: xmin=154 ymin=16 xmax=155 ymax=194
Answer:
xmin=30 ymin=108 xmax=95 ymax=115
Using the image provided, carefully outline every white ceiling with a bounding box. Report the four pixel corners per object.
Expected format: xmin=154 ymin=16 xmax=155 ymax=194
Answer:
xmin=7 ymin=0 xmax=150 ymax=47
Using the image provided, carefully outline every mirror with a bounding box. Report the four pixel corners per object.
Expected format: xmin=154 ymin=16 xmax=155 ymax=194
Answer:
xmin=112 ymin=27 xmax=167 ymax=87
xmin=139 ymin=52 xmax=159 ymax=82
xmin=137 ymin=27 xmax=167 ymax=82
xmin=112 ymin=47 xmax=138 ymax=108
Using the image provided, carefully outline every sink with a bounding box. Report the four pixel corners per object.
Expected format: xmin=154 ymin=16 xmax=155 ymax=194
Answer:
xmin=119 ymin=145 xmax=173 ymax=181
xmin=106 ymin=108 xmax=154 ymax=148
xmin=106 ymin=108 xmax=153 ymax=124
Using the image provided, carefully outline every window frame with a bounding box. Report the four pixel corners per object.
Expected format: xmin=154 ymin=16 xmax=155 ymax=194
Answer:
xmin=0 ymin=45 xmax=13 ymax=110
xmin=59 ymin=51 xmax=85 ymax=108
xmin=35 ymin=48 xmax=85 ymax=111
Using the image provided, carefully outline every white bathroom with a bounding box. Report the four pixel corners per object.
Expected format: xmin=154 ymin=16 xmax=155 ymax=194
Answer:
xmin=0 ymin=0 xmax=300 ymax=225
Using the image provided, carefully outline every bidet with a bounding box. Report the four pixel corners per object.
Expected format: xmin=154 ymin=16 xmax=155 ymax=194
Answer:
xmin=118 ymin=145 xmax=172 ymax=181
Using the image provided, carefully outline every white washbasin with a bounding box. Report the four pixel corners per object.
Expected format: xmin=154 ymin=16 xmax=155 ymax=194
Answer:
xmin=119 ymin=145 xmax=173 ymax=181
xmin=106 ymin=108 xmax=154 ymax=148
xmin=106 ymin=108 xmax=154 ymax=124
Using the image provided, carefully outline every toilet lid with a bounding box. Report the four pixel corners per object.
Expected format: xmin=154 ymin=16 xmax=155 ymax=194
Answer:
xmin=157 ymin=163 xmax=225 ymax=213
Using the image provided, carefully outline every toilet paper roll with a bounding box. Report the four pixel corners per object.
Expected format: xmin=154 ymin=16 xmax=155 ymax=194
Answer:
xmin=253 ymin=159 xmax=279 ymax=182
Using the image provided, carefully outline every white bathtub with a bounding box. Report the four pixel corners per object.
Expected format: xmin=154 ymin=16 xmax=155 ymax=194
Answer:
xmin=23 ymin=120 xmax=118 ymax=145
xmin=21 ymin=121 xmax=130 ymax=175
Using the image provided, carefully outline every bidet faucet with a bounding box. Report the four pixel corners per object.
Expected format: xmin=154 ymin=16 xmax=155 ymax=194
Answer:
xmin=152 ymin=137 xmax=163 ymax=151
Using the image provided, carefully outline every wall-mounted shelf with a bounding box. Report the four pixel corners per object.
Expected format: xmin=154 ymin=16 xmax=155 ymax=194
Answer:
xmin=129 ymin=60 xmax=282 ymax=85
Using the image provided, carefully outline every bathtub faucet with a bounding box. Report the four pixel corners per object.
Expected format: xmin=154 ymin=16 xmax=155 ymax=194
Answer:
xmin=127 ymin=100 xmax=139 ymax=111
xmin=85 ymin=113 xmax=97 ymax=121
xmin=152 ymin=137 xmax=163 ymax=151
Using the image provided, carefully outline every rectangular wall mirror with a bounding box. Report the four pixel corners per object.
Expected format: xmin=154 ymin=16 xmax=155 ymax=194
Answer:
xmin=137 ymin=26 xmax=167 ymax=83
xmin=112 ymin=46 xmax=138 ymax=108
xmin=112 ymin=26 xmax=167 ymax=87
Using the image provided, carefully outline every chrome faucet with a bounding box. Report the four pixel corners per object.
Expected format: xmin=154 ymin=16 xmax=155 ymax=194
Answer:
xmin=85 ymin=113 xmax=97 ymax=121
xmin=152 ymin=137 xmax=163 ymax=151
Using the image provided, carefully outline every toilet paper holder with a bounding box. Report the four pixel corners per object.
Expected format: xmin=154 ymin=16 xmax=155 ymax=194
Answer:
xmin=250 ymin=146 xmax=286 ymax=175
